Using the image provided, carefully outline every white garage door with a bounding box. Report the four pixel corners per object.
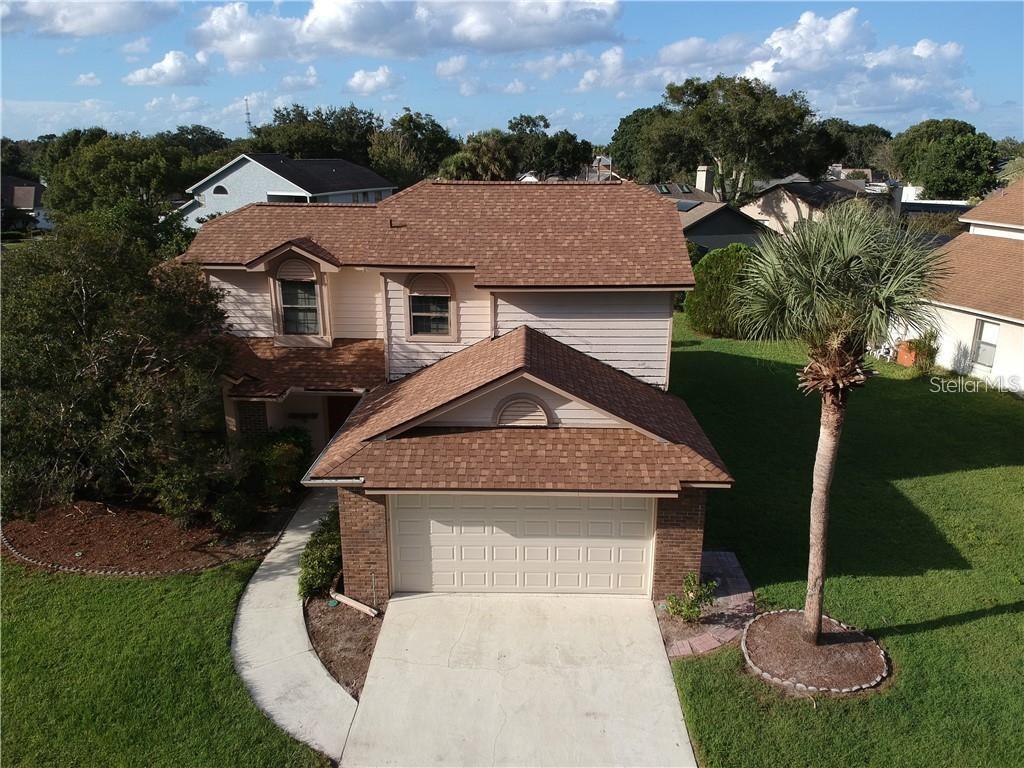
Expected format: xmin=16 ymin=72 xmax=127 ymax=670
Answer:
xmin=390 ymin=494 xmax=654 ymax=596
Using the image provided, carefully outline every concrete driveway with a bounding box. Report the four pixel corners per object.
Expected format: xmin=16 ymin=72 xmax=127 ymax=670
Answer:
xmin=341 ymin=594 xmax=696 ymax=767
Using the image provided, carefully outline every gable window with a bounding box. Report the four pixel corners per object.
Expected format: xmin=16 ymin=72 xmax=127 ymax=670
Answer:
xmin=495 ymin=396 xmax=552 ymax=427
xmin=213 ymin=185 xmax=228 ymax=195
xmin=277 ymin=259 xmax=320 ymax=335
xmin=971 ymin=320 xmax=999 ymax=368
xmin=407 ymin=274 xmax=454 ymax=340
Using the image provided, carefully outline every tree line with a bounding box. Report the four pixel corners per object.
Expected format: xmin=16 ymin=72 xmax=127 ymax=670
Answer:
xmin=2 ymin=75 xmax=1021 ymax=226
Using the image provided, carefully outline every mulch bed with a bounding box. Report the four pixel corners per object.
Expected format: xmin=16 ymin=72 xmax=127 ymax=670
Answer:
xmin=1 ymin=501 xmax=291 ymax=575
xmin=742 ymin=609 xmax=889 ymax=694
xmin=305 ymin=597 xmax=382 ymax=699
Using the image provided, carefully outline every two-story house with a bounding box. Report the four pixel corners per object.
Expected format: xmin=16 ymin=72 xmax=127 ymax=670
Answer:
xmin=178 ymin=152 xmax=395 ymax=228
xmin=182 ymin=180 xmax=731 ymax=608
xmin=929 ymin=180 xmax=1023 ymax=390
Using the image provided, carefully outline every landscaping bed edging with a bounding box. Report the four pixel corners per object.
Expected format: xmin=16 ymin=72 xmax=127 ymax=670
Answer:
xmin=0 ymin=515 xmax=287 ymax=578
xmin=741 ymin=608 xmax=890 ymax=694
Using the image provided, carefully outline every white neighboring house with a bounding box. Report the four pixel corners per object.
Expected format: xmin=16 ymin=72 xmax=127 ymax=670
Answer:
xmin=177 ymin=153 xmax=395 ymax=228
xmin=928 ymin=180 xmax=1023 ymax=392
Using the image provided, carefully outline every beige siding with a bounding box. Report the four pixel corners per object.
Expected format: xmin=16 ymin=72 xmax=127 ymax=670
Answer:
xmin=934 ymin=304 xmax=1024 ymax=390
xmin=385 ymin=272 xmax=490 ymax=377
xmin=429 ymin=378 xmax=619 ymax=427
xmin=208 ymin=270 xmax=274 ymax=336
xmin=494 ymin=292 xmax=673 ymax=387
xmin=329 ymin=267 xmax=384 ymax=339
xmin=740 ymin=189 xmax=815 ymax=233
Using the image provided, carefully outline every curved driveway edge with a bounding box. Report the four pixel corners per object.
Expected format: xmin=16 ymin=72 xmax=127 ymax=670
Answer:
xmin=232 ymin=489 xmax=356 ymax=762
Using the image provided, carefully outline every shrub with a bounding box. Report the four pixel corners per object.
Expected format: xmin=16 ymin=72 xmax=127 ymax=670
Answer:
xmin=298 ymin=509 xmax=341 ymax=599
xmin=210 ymin=490 xmax=255 ymax=533
xmin=665 ymin=573 xmax=718 ymax=623
xmin=908 ymin=330 xmax=939 ymax=374
xmin=686 ymin=243 xmax=753 ymax=338
xmin=233 ymin=427 xmax=312 ymax=507
xmin=149 ymin=464 xmax=210 ymax=525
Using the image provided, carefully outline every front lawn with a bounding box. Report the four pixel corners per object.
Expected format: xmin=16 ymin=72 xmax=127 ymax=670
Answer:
xmin=670 ymin=313 xmax=1024 ymax=767
xmin=1 ymin=561 xmax=325 ymax=768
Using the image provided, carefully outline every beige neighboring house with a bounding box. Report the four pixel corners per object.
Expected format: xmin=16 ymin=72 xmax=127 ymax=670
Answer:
xmin=928 ymin=181 xmax=1024 ymax=391
xmin=740 ymin=179 xmax=868 ymax=233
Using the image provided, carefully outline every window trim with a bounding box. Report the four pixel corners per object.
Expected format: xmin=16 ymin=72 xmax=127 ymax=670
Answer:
xmin=404 ymin=273 xmax=457 ymax=342
xmin=272 ymin=258 xmax=326 ymax=338
xmin=970 ymin=319 xmax=999 ymax=369
xmin=492 ymin=393 xmax=556 ymax=428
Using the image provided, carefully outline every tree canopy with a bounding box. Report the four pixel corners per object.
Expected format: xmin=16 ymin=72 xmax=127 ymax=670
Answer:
xmin=1 ymin=211 xmax=229 ymax=515
xmin=891 ymin=119 xmax=998 ymax=198
xmin=250 ymin=103 xmax=383 ymax=165
xmin=368 ymin=108 xmax=460 ymax=188
xmin=819 ymin=118 xmax=892 ymax=168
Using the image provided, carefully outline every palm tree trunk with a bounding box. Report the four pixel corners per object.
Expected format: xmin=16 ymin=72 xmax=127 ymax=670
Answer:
xmin=802 ymin=390 xmax=847 ymax=644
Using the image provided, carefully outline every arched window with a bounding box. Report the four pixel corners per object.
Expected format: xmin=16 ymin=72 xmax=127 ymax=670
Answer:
xmin=494 ymin=395 xmax=552 ymax=427
xmin=277 ymin=259 xmax=319 ymax=335
xmin=406 ymin=273 xmax=454 ymax=339
xmin=212 ymin=185 xmax=228 ymax=195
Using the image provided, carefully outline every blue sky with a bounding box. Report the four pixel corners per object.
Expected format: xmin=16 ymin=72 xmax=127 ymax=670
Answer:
xmin=2 ymin=1 xmax=1022 ymax=143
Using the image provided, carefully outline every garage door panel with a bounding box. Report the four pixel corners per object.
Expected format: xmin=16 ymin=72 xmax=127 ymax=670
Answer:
xmin=390 ymin=495 xmax=653 ymax=596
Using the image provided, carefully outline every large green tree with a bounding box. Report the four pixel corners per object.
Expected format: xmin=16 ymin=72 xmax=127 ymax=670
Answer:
xmin=733 ymin=201 xmax=945 ymax=644
xmin=608 ymin=105 xmax=697 ymax=183
xmin=1 ymin=211 xmax=229 ymax=516
xmin=43 ymin=132 xmax=189 ymax=219
xmin=820 ymin=118 xmax=892 ymax=168
xmin=438 ymin=129 xmax=515 ymax=180
xmin=368 ymin=108 xmax=459 ymax=187
xmin=663 ymin=76 xmax=835 ymax=203
xmin=250 ymin=103 xmax=382 ymax=164
xmin=890 ymin=118 xmax=999 ymax=197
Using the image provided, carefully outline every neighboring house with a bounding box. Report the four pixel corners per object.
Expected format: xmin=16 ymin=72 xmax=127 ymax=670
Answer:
xmin=1 ymin=174 xmax=53 ymax=230
xmin=178 ymin=153 xmax=395 ymax=228
xmin=740 ymin=179 xmax=872 ymax=233
xmin=890 ymin=184 xmax=973 ymax=217
xmin=676 ymin=201 xmax=765 ymax=252
xmin=927 ymin=181 xmax=1024 ymax=391
xmin=183 ymin=180 xmax=731 ymax=606
xmin=825 ymin=164 xmax=881 ymax=182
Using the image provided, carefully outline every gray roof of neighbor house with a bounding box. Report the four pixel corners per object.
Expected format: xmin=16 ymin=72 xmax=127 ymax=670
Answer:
xmin=188 ymin=153 xmax=394 ymax=195
xmin=757 ymin=179 xmax=868 ymax=209
xmin=676 ymin=201 xmax=766 ymax=232
xmin=182 ymin=180 xmax=695 ymax=289
xmin=643 ymin=182 xmax=717 ymax=204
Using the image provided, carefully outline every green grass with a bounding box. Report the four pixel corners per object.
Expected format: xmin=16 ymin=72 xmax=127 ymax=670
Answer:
xmin=670 ymin=313 xmax=1024 ymax=768
xmin=1 ymin=561 xmax=325 ymax=768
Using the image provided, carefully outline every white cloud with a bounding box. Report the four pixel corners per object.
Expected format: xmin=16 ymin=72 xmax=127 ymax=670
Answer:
xmin=521 ymin=50 xmax=592 ymax=79
xmin=192 ymin=1 xmax=621 ymax=71
xmin=347 ymin=65 xmax=400 ymax=95
xmin=121 ymin=37 xmax=150 ymax=57
xmin=503 ymin=78 xmax=527 ymax=95
xmin=123 ymin=50 xmax=208 ymax=86
xmin=436 ymin=54 xmax=468 ymax=79
xmin=74 ymin=72 xmax=101 ymax=87
xmin=280 ymin=65 xmax=319 ymax=90
xmin=458 ymin=78 xmax=481 ymax=97
xmin=573 ymin=7 xmax=976 ymax=125
xmin=145 ymin=93 xmax=204 ymax=113
xmin=2 ymin=1 xmax=177 ymax=37
xmin=56 ymin=45 xmax=76 ymax=55
xmin=0 ymin=97 xmax=130 ymax=135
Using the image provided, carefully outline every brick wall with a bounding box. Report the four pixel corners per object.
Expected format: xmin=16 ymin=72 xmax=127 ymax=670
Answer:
xmin=652 ymin=489 xmax=707 ymax=602
xmin=337 ymin=488 xmax=391 ymax=609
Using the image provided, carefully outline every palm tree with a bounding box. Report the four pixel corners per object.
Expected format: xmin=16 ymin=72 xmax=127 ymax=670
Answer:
xmin=733 ymin=201 xmax=947 ymax=644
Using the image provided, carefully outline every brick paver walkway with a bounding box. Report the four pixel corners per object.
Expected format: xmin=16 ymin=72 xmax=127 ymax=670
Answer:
xmin=663 ymin=550 xmax=755 ymax=658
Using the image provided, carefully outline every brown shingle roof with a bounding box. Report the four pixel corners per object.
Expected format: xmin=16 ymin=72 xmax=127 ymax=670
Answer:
xmin=935 ymin=233 xmax=1024 ymax=320
xmin=307 ymin=326 xmax=731 ymax=488
xmin=225 ymin=337 xmax=385 ymax=398
xmin=183 ymin=181 xmax=693 ymax=288
xmin=332 ymin=427 xmax=727 ymax=493
xmin=962 ymin=181 xmax=1024 ymax=227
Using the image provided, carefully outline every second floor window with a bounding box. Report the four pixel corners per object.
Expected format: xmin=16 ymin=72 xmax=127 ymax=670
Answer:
xmin=407 ymin=273 xmax=453 ymax=339
xmin=277 ymin=259 xmax=320 ymax=335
